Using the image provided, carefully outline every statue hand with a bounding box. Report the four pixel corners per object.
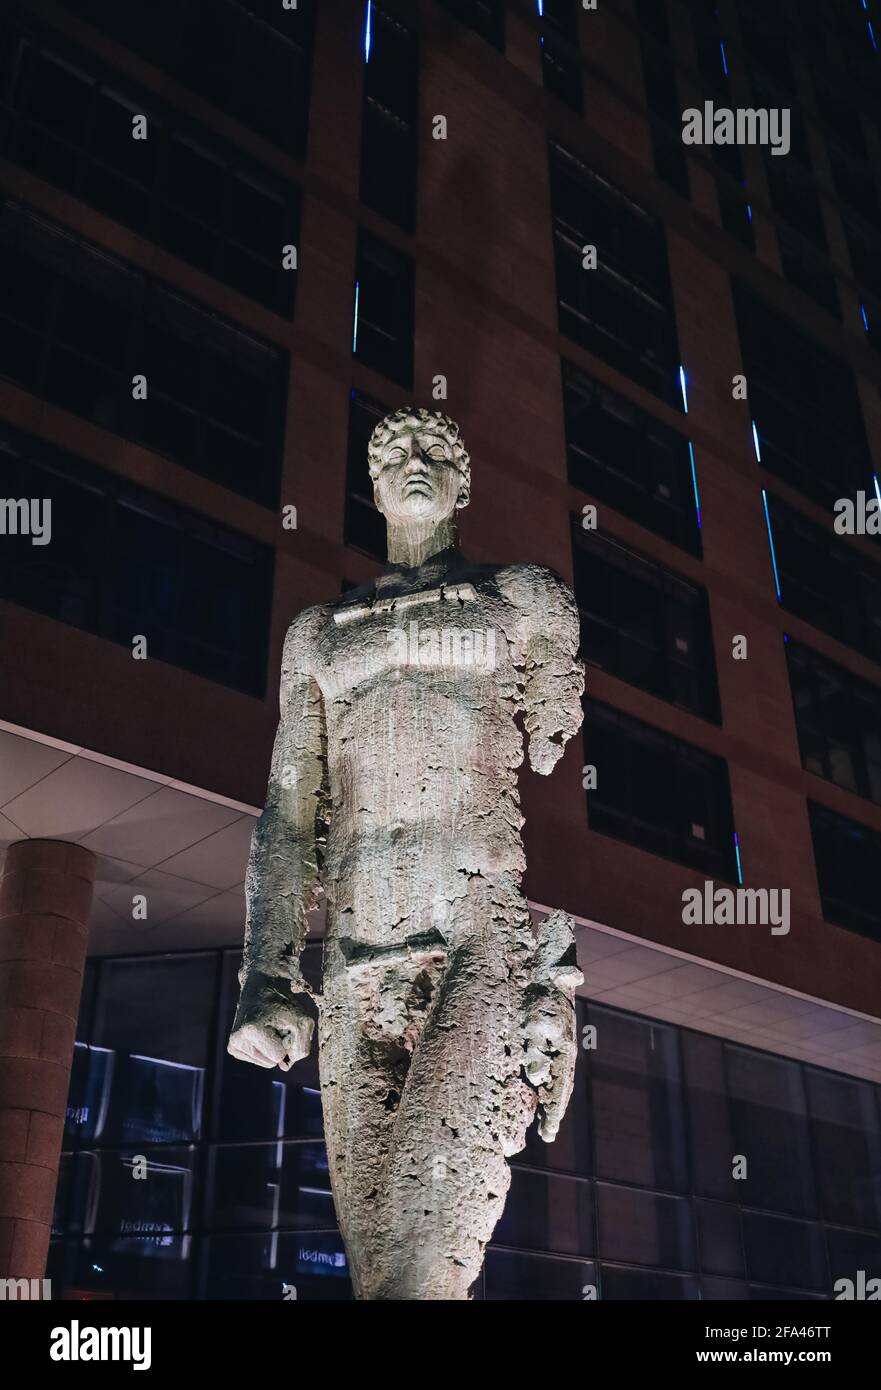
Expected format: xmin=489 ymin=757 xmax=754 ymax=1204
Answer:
xmin=523 ymin=984 xmax=580 ymax=1142
xmin=228 ymin=970 xmax=316 ymax=1071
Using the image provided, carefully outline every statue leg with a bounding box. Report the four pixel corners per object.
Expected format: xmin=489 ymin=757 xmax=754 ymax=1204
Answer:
xmin=368 ymin=877 xmax=538 ymax=1300
xmin=318 ymin=935 xmax=449 ymax=1299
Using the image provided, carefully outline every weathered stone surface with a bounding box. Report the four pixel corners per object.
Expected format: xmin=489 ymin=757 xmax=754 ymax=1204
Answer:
xmin=229 ymin=409 xmax=584 ymax=1298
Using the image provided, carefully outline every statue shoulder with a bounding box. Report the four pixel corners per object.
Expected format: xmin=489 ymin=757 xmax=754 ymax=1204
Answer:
xmin=494 ymin=562 xmax=578 ymax=620
xmin=280 ymin=602 xmax=332 ymax=679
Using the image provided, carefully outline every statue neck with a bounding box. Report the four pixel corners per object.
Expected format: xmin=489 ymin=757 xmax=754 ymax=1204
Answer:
xmin=385 ymin=517 xmax=457 ymax=569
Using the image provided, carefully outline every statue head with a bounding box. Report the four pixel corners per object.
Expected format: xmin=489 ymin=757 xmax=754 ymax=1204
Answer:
xmin=367 ymin=408 xmax=471 ymax=526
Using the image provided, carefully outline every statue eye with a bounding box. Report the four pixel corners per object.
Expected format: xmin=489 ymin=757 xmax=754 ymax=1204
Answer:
xmin=386 ymin=447 xmax=407 ymax=461
xmin=426 ymin=445 xmax=447 ymax=460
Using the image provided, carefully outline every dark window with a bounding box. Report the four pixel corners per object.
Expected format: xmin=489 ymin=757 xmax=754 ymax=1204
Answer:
xmin=732 ymin=281 xmax=872 ymax=506
xmin=586 ymin=1005 xmax=689 ymax=1190
xmin=0 ymin=202 xmax=287 ymax=505
xmin=777 ymin=229 xmax=840 ymax=318
xmin=53 ymin=0 xmax=316 ymax=156
xmin=805 ymin=1067 xmax=881 ymax=1231
xmin=736 ymin=0 xmax=795 ymax=90
xmin=360 ymin=9 xmax=418 ymax=231
xmin=550 ymin=142 xmax=681 ymax=404
xmin=584 ymin=698 xmax=738 ymax=878
xmin=688 ymin=0 xmax=730 ymax=98
xmin=562 ymin=361 xmax=700 ymax=554
xmin=435 ymin=0 xmax=504 ymax=50
xmin=544 ymin=0 xmax=580 ymax=45
xmin=716 ymin=176 xmax=755 ymax=249
xmin=354 ymin=231 xmax=414 ymax=388
xmin=710 ymin=142 xmax=755 ymax=250
xmin=346 ymin=390 xmax=388 ymax=561
xmin=826 ymin=143 xmax=881 ymax=234
xmin=808 ymin=800 xmax=881 ymax=941
xmin=845 ymin=216 xmax=881 ymax=302
xmin=765 ymin=493 xmax=881 ymax=664
xmin=573 ymin=529 xmax=719 ymax=720
xmin=639 ymin=27 xmax=691 ymax=198
xmin=0 ymin=19 xmax=300 ymax=314
xmin=787 ymin=640 xmax=881 ymax=806
xmin=725 ymin=1046 xmax=817 ymax=1218
xmin=541 ymin=42 xmax=583 ymax=114
xmin=0 ymin=424 xmax=273 ymax=695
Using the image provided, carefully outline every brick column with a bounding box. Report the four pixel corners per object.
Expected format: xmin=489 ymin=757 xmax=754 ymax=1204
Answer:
xmin=0 ymin=840 xmax=96 ymax=1280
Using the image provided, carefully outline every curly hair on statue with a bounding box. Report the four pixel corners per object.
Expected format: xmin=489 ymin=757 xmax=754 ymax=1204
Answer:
xmin=367 ymin=407 xmax=471 ymax=507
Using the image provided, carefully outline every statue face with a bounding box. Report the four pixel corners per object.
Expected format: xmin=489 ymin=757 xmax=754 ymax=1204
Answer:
xmin=373 ymin=428 xmax=463 ymax=524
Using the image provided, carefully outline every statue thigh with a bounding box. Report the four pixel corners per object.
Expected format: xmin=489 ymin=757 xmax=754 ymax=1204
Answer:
xmin=318 ymin=875 xmax=538 ymax=1300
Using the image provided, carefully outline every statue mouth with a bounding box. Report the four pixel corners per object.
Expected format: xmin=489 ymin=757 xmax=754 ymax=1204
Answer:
xmin=403 ymin=478 xmax=433 ymax=496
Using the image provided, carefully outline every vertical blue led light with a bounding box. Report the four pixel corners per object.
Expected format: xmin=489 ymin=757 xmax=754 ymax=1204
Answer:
xmin=719 ymin=39 xmax=729 ymax=78
xmin=364 ymin=1 xmax=372 ymax=61
xmin=746 ymin=203 xmax=753 ymax=223
xmin=751 ymin=420 xmax=761 ymax=463
xmin=352 ymin=281 xmax=360 ymax=352
xmin=688 ymin=442 xmax=702 ymax=529
xmin=733 ymin=832 xmax=743 ymax=886
xmin=762 ymin=489 xmax=781 ymax=602
xmin=678 ymin=365 xmax=689 ymax=414
xmin=861 ymin=303 xmax=870 ymax=332
xmin=869 ymin=20 xmax=878 ymax=48
xmin=874 ymin=473 xmax=881 ymax=508
xmin=537 ymin=0 xmax=544 ymax=15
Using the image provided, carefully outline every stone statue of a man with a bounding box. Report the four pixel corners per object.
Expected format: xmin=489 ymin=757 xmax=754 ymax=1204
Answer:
xmin=229 ymin=408 xmax=585 ymax=1299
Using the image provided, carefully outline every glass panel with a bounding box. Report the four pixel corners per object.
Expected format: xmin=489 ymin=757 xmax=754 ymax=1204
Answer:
xmin=92 ymin=954 xmax=217 ymax=1144
xmin=741 ymin=1210 xmax=828 ymax=1292
xmin=485 ymin=1250 xmax=596 ymax=1300
xmin=596 ymin=1184 xmax=697 ymax=1270
xmin=495 ymin=1168 xmax=593 ymax=1256
xmin=725 ymin=1045 xmax=817 ymax=1216
xmin=588 ymin=1005 xmax=689 ymax=1190
xmin=806 ymin=1068 xmax=881 ymax=1230
xmin=600 ymin=1264 xmax=700 ymax=1299
xmin=208 ymin=1141 xmax=335 ymax=1232
xmin=203 ymin=1231 xmax=351 ymax=1300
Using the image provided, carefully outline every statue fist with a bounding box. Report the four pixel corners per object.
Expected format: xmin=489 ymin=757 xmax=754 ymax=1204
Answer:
xmin=228 ymin=970 xmax=316 ymax=1071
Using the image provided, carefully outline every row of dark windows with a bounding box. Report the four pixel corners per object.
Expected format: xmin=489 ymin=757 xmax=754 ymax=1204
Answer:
xmin=54 ymin=0 xmax=316 ymax=157
xmin=549 ymin=141 xmax=682 ymax=406
xmin=585 ymin=697 xmax=880 ymax=942
xmin=787 ymin=639 xmax=881 ymax=811
xmin=51 ymin=947 xmax=881 ymax=1300
xmin=0 ymin=423 xmax=273 ymax=696
xmin=732 ymin=280 xmax=873 ymax=508
xmin=0 ymin=13 xmax=300 ymax=315
xmin=0 ymin=200 xmax=288 ymax=506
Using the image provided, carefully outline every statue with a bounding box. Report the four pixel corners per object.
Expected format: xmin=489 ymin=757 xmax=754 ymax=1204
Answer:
xmin=228 ymin=408 xmax=585 ymax=1299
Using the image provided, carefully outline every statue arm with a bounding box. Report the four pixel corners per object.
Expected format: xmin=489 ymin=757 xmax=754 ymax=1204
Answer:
xmin=229 ymin=610 xmax=329 ymax=1071
xmin=500 ymin=565 xmax=585 ymax=775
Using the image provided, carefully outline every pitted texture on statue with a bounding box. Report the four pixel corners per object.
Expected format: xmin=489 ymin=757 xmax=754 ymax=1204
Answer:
xmin=229 ymin=409 xmax=584 ymax=1299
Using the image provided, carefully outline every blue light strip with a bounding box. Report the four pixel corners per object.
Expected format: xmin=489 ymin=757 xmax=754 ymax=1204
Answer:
xmin=688 ymin=442 xmax=702 ymax=529
xmin=719 ymin=39 xmax=729 ymax=78
xmin=733 ymin=832 xmax=743 ymax=885
xmin=874 ymin=473 xmax=881 ymax=508
xmin=762 ymin=489 xmax=781 ymax=602
xmin=861 ymin=303 xmax=870 ymax=332
xmin=869 ymin=20 xmax=878 ymax=48
xmin=746 ymin=203 xmax=753 ymax=223
xmin=751 ymin=420 xmax=761 ymax=463
xmin=352 ymin=281 xmax=360 ymax=352
xmin=364 ymin=1 xmax=372 ymax=61
xmin=537 ymin=0 xmax=544 ymax=14
xmin=679 ymin=365 xmax=689 ymax=414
